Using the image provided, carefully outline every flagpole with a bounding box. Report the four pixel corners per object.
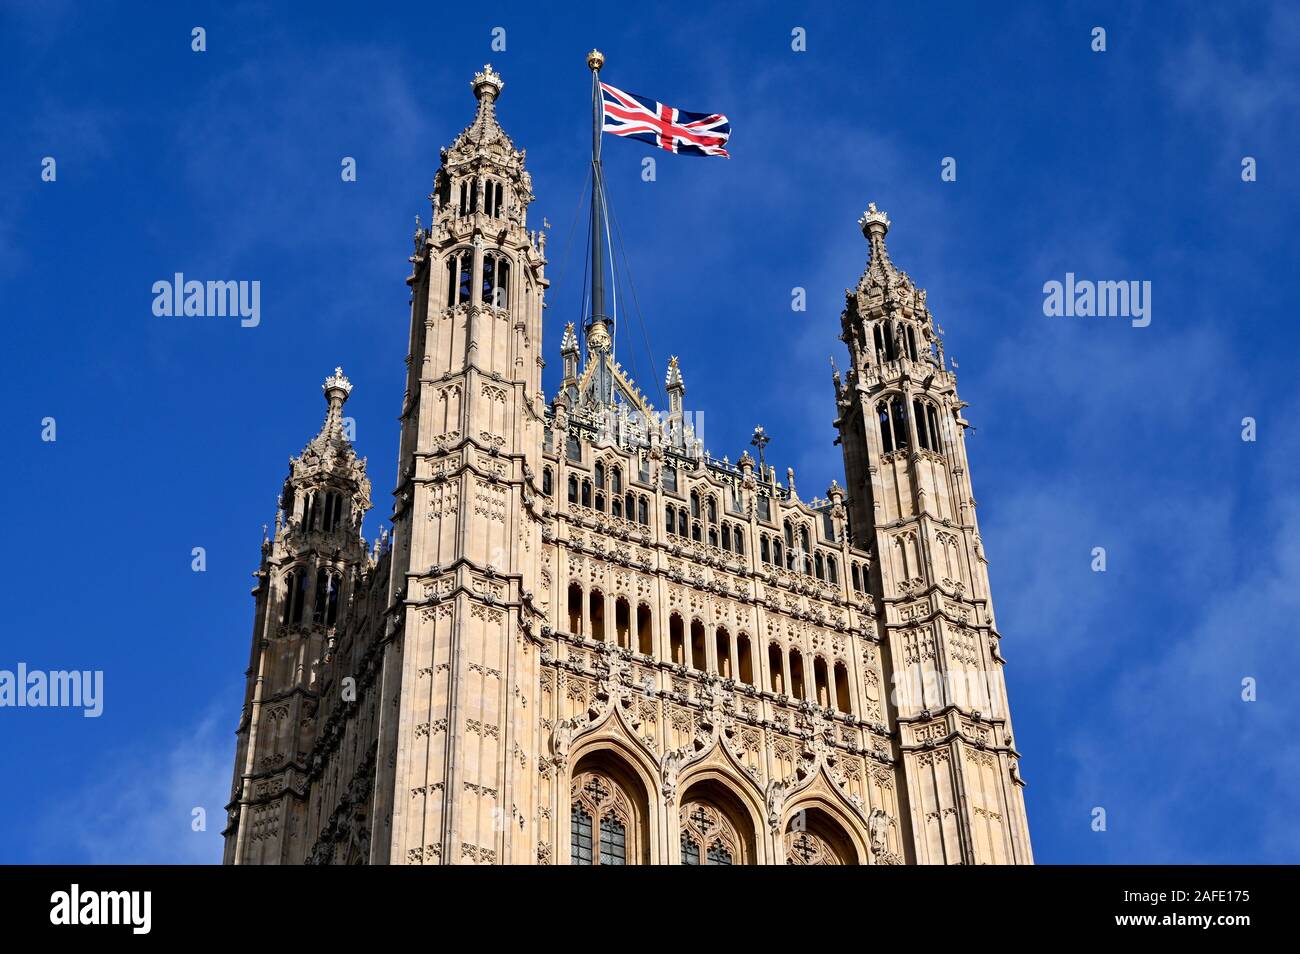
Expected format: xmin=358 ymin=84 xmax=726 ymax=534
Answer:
xmin=586 ymin=48 xmax=611 ymax=405
xmin=587 ymin=49 xmax=607 ymax=331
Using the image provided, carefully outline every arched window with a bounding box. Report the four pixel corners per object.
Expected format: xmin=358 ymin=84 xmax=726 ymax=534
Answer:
xmin=789 ymin=649 xmax=806 ymax=701
xmin=625 ymin=492 xmax=634 ymax=519
xmin=882 ymin=320 xmax=897 ymax=361
xmin=322 ymin=491 xmax=346 ymax=532
xmin=566 ymin=433 xmax=582 ymax=462
xmin=773 ymin=540 xmax=783 ymax=567
xmin=638 ymin=497 xmax=648 ymax=526
xmin=595 ymin=491 xmax=606 ymax=513
xmin=484 ymin=180 xmax=505 ymax=218
xmin=737 ymin=634 xmax=753 ymax=685
xmin=568 ymin=583 xmax=583 ymax=635
xmin=611 ymin=467 xmax=622 ymax=494
xmin=665 ymin=504 xmax=675 ymax=535
xmin=570 ymin=769 xmax=641 ymax=865
xmin=615 ymin=597 xmax=631 ymax=649
xmin=303 ymin=491 xmax=318 ymax=532
xmin=636 ymin=604 xmax=652 ymax=655
xmin=814 ymin=656 xmax=831 ymax=708
xmin=912 ymin=399 xmax=944 ymax=455
xmin=768 ymin=643 xmax=784 ymax=694
xmin=481 ymin=252 xmax=510 ymax=309
xmin=927 ymin=403 xmax=942 ymax=455
xmin=913 ymin=399 xmax=930 ymax=450
xmin=784 ymin=809 xmax=857 ymax=865
xmin=906 ymin=325 xmax=919 ymax=362
xmin=595 ymin=462 xmax=605 ymax=488
xmin=715 ymin=627 xmax=731 ymax=679
xmin=669 ymin=615 xmax=686 ymax=666
xmin=891 ymin=396 xmax=910 ymax=450
xmin=721 ymin=524 xmax=732 ymax=552
xmin=826 ymin=555 xmax=837 ymax=585
xmin=761 ymin=537 xmax=770 ymax=564
xmin=851 ymin=562 xmax=862 ymax=593
xmin=834 ymin=661 xmax=852 ymax=714
xmin=690 ymin=490 xmax=700 ymax=519
xmin=445 ymin=248 xmax=473 ymax=307
xmin=679 ymin=784 xmax=753 ymax=865
xmin=678 ymin=510 xmax=688 ymax=537
xmin=690 ymin=619 xmax=706 ymax=671
xmin=589 ymin=591 xmax=606 ymax=642
xmin=800 ymin=527 xmax=812 ymax=573
xmin=313 ymin=568 xmax=341 ymax=626
xmin=706 ymin=497 xmax=717 ymax=523
xmin=581 ymin=480 xmax=592 ymax=508
xmin=610 ymin=495 xmax=621 ymax=518
xmin=282 ymin=568 xmax=307 ymax=626
xmin=707 ymin=527 xmax=718 ymax=549
xmin=814 ymin=552 xmax=825 ymax=580
xmin=542 ymin=467 xmax=553 ymax=497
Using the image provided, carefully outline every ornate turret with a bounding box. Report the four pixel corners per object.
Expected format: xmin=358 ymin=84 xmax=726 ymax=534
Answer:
xmin=841 ymin=203 xmax=942 ymax=381
xmin=833 ymin=205 xmax=1033 ymax=865
xmin=225 ymin=368 xmax=375 ymax=865
xmin=278 ymin=368 xmax=372 ymax=553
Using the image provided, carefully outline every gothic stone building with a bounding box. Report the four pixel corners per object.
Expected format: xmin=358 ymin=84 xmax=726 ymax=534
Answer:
xmin=223 ymin=65 xmax=1033 ymax=866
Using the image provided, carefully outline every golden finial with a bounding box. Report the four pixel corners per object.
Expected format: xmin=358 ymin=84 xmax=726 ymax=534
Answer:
xmin=587 ymin=49 xmax=605 ymax=72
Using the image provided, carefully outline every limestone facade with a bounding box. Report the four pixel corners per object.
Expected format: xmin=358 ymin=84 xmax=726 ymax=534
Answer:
xmin=222 ymin=65 xmax=1033 ymax=865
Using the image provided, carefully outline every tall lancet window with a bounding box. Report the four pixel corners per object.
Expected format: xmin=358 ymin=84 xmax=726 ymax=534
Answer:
xmin=283 ymin=568 xmax=309 ymax=626
xmin=481 ymin=252 xmax=510 ymax=309
xmin=570 ymin=772 xmax=634 ymax=865
xmin=446 ymin=249 xmax=472 ymax=307
xmin=313 ymin=569 xmax=341 ymax=626
xmin=458 ymin=178 xmax=478 ymax=215
xmin=893 ymin=396 xmax=910 ymax=449
xmin=485 ymin=180 xmax=505 ymax=217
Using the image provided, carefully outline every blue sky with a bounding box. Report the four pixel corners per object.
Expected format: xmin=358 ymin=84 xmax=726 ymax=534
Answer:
xmin=1 ymin=1 xmax=1297 ymax=864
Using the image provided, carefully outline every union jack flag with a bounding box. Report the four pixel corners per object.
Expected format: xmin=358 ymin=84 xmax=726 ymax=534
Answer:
xmin=600 ymin=82 xmax=731 ymax=157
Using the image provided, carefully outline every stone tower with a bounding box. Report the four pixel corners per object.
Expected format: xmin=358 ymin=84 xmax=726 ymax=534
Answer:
xmin=224 ymin=66 xmax=1033 ymax=865
xmin=224 ymin=369 xmax=373 ymax=864
xmin=375 ymin=63 xmax=550 ymax=865
xmin=833 ymin=204 xmax=1033 ymax=864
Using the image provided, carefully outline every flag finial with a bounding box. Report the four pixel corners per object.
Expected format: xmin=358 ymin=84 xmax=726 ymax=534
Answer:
xmin=587 ymin=49 xmax=605 ymax=72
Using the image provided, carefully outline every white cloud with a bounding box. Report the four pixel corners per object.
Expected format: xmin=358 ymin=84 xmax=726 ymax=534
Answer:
xmin=32 ymin=705 xmax=233 ymax=864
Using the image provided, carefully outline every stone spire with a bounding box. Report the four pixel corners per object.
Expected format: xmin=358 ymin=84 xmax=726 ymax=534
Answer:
xmin=560 ymin=322 xmax=580 ymax=356
xmin=454 ymin=64 xmax=511 ymax=150
xmin=856 ymin=202 xmax=910 ymax=308
xmin=318 ymin=366 xmax=353 ymax=445
xmin=281 ymin=368 xmax=372 ymax=546
xmin=665 ymin=355 xmax=684 ymax=392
